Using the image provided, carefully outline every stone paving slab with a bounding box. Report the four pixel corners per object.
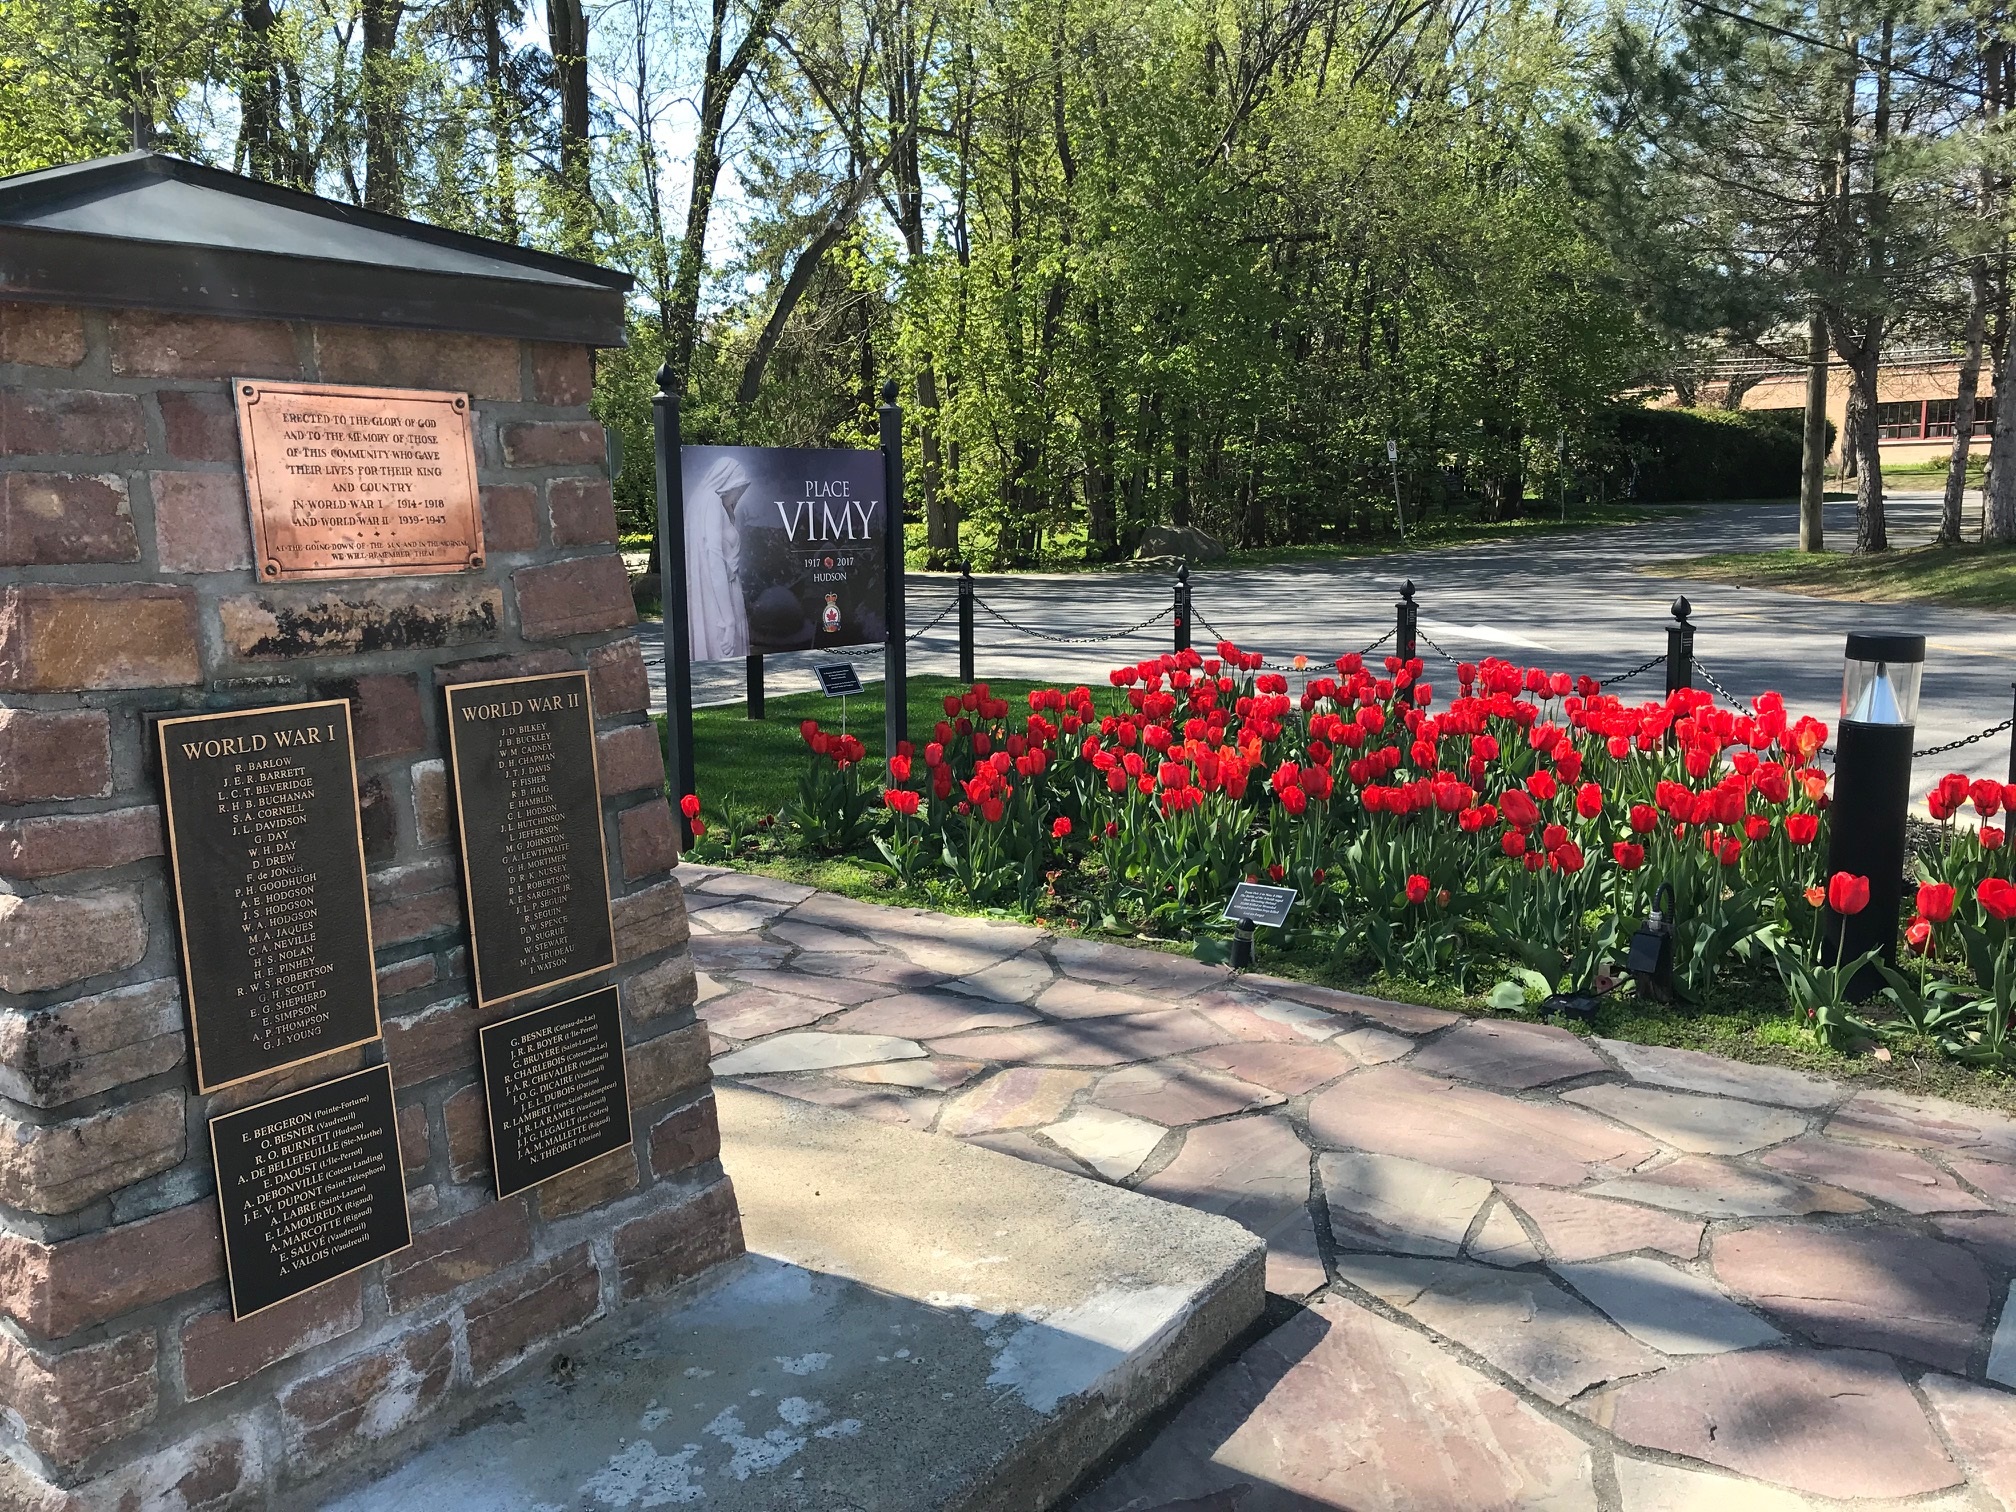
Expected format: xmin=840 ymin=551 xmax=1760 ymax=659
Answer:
xmin=681 ymin=871 xmax=2016 ymax=1511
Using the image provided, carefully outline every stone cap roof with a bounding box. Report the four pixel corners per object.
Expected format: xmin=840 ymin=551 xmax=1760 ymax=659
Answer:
xmin=0 ymin=153 xmax=633 ymax=347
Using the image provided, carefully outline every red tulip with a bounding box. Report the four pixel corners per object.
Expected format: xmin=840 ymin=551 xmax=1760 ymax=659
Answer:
xmin=884 ymin=788 xmax=921 ymax=817
xmin=1552 ymin=841 xmax=1585 ymax=873
xmin=1905 ymin=917 xmax=1933 ymax=954
xmin=1526 ymin=770 xmax=1559 ymax=801
xmin=1501 ymin=829 xmax=1528 ymax=858
xmin=679 ymin=793 xmax=702 ymax=819
xmin=1717 ymin=837 xmax=1742 ymax=867
xmin=1985 ymin=826 xmax=2007 ymax=851
xmin=1805 ymin=884 xmax=1826 ymax=908
xmin=1979 ymin=877 xmax=2016 ymax=921
xmin=1743 ymin=814 xmax=1771 ymax=841
xmin=1827 ymin=872 xmax=1870 ymax=916
xmin=1784 ymin=813 xmax=1819 ymax=846
xmin=1501 ymin=789 xmax=1540 ymax=828
xmin=1916 ymin=881 xmax=1956 ymax=923
xmin=1405 ymin=874 xmax=1431 ymax=904
xmin=1628 ymin=803 xmax=1658 ymax=835
xmin=1973 ymin=781 xmax=2004 ymax=818
xmin=1612 ymin=841 xmax=1645 ymax=870
xmin=1542 ymin=823 xmax=1569 ymax=852
xmin=1574 ymin=782 xmax=1603 ymax=820
xmin=1051 ymin=816 xmax=1072 ymax=839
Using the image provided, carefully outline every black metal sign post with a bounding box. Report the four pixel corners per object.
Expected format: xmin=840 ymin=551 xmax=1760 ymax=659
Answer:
xmin=880 ymin=380 xmax=908 ymax=758
xmin=1395 ymin=581 xmax=1417 ymax=665
xmin=1222 ymin=882 xmax=1297 ymax=968
xmin=1666 ymin=597 xmax=1695 ymax=696
xmin=652 ymin=362 xmax=697 ymax=844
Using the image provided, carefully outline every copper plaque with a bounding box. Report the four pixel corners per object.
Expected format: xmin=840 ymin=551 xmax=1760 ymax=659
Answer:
xmin=234 ymin=379 xmax=485 ymax=580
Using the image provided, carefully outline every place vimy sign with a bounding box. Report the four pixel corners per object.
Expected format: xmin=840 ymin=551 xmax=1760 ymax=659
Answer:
xmin=0 ymin=151 xmax=739 ymax=1507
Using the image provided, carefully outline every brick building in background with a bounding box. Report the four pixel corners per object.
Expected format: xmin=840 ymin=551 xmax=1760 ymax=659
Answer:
xmin=1672 ymin=347 xmax=1982 ymax=471
xmin=0 ymin=154 xmax=742 ymax=1508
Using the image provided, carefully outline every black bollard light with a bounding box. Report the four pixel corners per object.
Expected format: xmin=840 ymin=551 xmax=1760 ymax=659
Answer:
xmin=1824 ymin=631 xmax=1925 ymax=999
xmin=958 ymin=561 xmax=975 ymax=684
xmin=1173 ymin=563 xmax=1191 ymax=654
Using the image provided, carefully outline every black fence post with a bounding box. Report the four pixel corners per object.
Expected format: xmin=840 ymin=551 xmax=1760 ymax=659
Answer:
xmin=1395 ymin=580 xmax=1417 ymax=664
xmin=2008 ymin=682 xmax=2016 ymax=786
xmin=1666 ymin=596 xmax=1695 ymax=695
xmin=746 ymin=654 xmax=764 ymax=720
xmin=958 ymin=561 xmax=975 ymax=684
xmin=1173 ymin=563 xmax=1191 ymax=653
xmin=879 ymin=379 xmax=908 ymax=758
xmin=651 ymin=363 xmax=697 ymax=844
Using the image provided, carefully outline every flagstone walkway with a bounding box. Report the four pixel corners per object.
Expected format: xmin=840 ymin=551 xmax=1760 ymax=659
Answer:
xmin=676 ymin=865 xmax=2016 ymax=1512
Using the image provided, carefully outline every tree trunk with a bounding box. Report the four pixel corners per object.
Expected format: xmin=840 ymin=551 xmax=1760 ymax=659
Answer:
xmin=1172 ymin=414 xmax=1192 ymax=529
xmin=238 ymin=0 xmax=282 ymax=178
xmin=485 ymin=0 xmax=520 ymax=243
xmin=1844 ymin=344 xmax=1887 ymax=552
xmin=547 ymin=0 xmax=592 ymax=254
xmin=662 ymin=0 xmax=784 ymax=395
xmin=1800 ymin=308 xmax=1827 ymax=551
xmin=1944 ymin=259 xmax=1989 ymax=545
xmin=361 ymin=0 xmax=405 ymax=212
xmin=1986 ymin=323 xmax=2016 ymax=540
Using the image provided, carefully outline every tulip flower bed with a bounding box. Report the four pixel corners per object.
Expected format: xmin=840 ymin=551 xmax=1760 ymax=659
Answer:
xmin=695 ymin=645 xmax=2016 ymax=1076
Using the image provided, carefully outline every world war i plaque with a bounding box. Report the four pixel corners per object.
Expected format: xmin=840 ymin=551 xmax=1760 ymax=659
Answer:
xmin=479 ymin=986 xmax=632 ymax=1197
xmin=234 ymin=379 xmax=484 ymax=580
xmin=210 ymin=1063 xmax=411 ymax=1319
xmin=158 ymin=700 xmax=381 ymax=1093
xmin=446 ymin=670 xmax=615 ymax=1006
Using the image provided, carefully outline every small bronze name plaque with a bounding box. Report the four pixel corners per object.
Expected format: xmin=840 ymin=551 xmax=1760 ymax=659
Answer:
xmin=158 ymin=700 xmax=382 ymax=1093
xmin=210 ymin=1063 xmax=411 ymax=1319
xmin=235 ymin=379 xmax=485 ymax=580
xmin=480 ymin=986 xmax=632 ymax=1198
xmin=446 ymin=671 xmax=616 ymax=1007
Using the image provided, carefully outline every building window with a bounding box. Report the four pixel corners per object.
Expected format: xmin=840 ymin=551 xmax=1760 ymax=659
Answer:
xmin=1876 ymin=400 xmax=1924 ymax=440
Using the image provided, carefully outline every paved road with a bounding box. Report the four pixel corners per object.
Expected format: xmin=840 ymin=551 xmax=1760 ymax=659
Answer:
xmin=645 ymin=491 xmax=2016 ymax=793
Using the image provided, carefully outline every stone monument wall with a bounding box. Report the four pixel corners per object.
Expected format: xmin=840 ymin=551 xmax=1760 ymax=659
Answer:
xmin=0 ymin=301 xmax=741 ymax=1508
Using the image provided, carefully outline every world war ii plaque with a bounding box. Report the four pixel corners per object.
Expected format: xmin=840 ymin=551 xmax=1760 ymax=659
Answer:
xmin=158 ymin=700 xmax=382 ymax=1093
xmin=479 ymin=986 xmax=632 ymax=1198
xmin=235 ymin=379 xmax=485 ymax=580
xmin=446 ymin=670 xmax=615 ymax=1007
xmin=210 ymin=1063 xmax=411 ymax=1319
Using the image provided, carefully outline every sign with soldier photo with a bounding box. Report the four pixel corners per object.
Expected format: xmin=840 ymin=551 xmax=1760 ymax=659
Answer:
xmin=679 ymin=445 xmax=887 ymax=661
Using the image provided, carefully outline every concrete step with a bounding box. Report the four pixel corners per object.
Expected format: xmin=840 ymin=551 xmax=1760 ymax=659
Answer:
xmin=317 ymin=1086 xmax=1263 ymax=1511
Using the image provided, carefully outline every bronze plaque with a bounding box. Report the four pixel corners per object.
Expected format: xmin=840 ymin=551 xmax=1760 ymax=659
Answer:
xmin=480 ymin=986 xmax=632 ymax=1198
xmin=158 ymin=700 xmax=383 ymax=1093
xmin=234 ymin=379 xmax=485 ymax=581
xmin=209 ymin=1063 xmax=411 ymax=1319
xmin=445 ymin=671 xmax=616 ymax=1007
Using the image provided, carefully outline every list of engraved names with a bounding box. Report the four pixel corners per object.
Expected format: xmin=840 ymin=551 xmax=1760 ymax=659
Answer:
xmin=237 ymin=1089 xmax=389 ymax=1282
xmin=159 ymin=702 xmax=380 ymax=1091
xmin=211 ymin=1066 xmax=410 ymax=1317
xmin=505 ymin=1007 xmax=616 ymax=1167
xmin=448 ymin=672 xmax=614 ymax=1005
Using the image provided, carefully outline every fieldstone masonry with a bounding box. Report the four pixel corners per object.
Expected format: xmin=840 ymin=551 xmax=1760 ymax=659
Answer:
xmin=0 ymin=298 xmax=742 ymax=1508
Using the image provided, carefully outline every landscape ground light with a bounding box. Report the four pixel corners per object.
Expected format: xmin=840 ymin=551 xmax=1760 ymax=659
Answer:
xmin=1825 ymin=630 xmax=1925 ymax=998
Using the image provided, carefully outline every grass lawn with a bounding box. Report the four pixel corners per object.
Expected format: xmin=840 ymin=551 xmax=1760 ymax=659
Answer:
xmin=1657 ymin=542 xmax=2016 ymax=612
xmin=679 ymin=673 xmax=1056 ymax=817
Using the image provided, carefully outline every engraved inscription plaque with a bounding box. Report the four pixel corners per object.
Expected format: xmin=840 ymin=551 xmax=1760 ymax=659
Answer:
xmin=158 ymin=700 xmax=381 ymax=1093
xmin=480 ymin=986 xmax=632 ymax=1197
xmin=446 ymin=671 xmax=615 ymax=1007
xmin=209 ymin=1063 xmax=411 ymax=1319
xmin=235 ymin=379 xmax=484 ymax=580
